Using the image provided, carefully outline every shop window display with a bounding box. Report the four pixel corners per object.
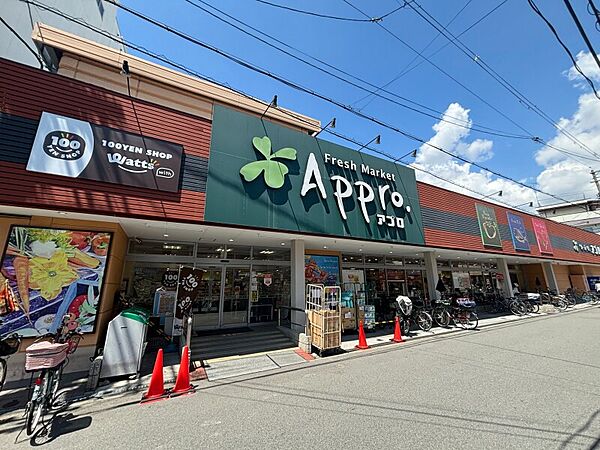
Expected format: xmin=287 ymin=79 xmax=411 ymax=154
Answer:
xmin=251 ymin=266 xmax=290 ymax=323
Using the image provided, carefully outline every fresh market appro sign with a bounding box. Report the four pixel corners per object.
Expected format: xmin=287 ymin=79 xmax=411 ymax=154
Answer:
xmin=206 ymin=105 xmax=424 ymax=244
xmin=27 ymin=112 xmax=183 ymax=192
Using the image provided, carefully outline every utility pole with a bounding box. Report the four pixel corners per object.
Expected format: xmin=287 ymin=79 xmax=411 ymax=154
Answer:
xmin=592 ymin=170 xmax=600 ymax=198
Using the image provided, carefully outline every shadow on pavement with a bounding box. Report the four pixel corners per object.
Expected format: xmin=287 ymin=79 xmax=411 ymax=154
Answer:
xmin=559 ymin=409 xmax=600 ymax=449
xmin=28 ymin=412 xmax=92 ymax=446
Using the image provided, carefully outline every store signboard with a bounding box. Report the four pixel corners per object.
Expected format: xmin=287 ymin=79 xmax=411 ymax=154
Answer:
xmin=507 ymin=212 xmax=530 ymax=252
xmin=205 ymin=105 xmax=424 ymax=244
xmin=573 ymin=240 xmax=600 ymax=256
xmin=587 ymin=276 xmax=600 ymax=291
xmin=532 ymin=218 xmax=553 ymax=254
xmin=27 ymin=112 xmax=183 ymax=192
xmin=475 ymin=204 xmax=502 ymax=248
xmin=0 ymin=226 xmax=112 ymax=337
xmin=305 ymin=255 xmax=340 ymax=286
xmin=342 ymin=269 xmax=365 ymax=285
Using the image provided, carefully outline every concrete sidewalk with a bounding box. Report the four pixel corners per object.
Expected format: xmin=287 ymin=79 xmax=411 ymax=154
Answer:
xmin=1 ymin=302 xmax=594 ymax=415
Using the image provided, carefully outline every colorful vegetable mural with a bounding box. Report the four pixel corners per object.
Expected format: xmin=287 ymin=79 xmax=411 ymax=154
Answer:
xmin=0 ymin=226 xmax=112 ymax=336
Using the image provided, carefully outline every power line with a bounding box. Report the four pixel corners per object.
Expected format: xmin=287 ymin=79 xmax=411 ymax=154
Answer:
xmin=353 ymin=0 xmax=475 ymax=110
xmin=528 ymin=0 xmax=600 ymax=101
xmin=563 ymin=0 xmax=600 ymax=72
xmin=588 ymin=0 xmax=600 ymax=31
xmin=186 ymin=0 xmax=593 ymax=168
xmin=399 ymin=0 xmax=600 ymax=161
xmin=255 ymin=0 xmax=406 ymax=23
xmin=24 ymin=0 xmax=600 ymax=218
xmin=183 ymin=0 xmax=529 ymax=140
xmin=0 ymin=16 xmax=47 ymax=70
xmin=99 ymin=0 xmax=600 ymax=208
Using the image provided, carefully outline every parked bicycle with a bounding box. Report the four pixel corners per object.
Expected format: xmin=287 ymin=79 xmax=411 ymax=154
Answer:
xmin=518 ymin=293 xmax=541 ymax=314
xmin=431 ymin=297 xmax=452 ymax=328
xmin=24 ymin=314 xmax=83 ymax=436
xmin=394 ymin=296 xmax=433 ymax=334
xmin=449 ymin=297 xmax=479 ymax=330
xmin=540 ymin=290 xmax=567 ymax=312
xmin=0 ymin=320 xmax=22 ymax=392
xmin=492 ymin=295 xmax=527 ymax=316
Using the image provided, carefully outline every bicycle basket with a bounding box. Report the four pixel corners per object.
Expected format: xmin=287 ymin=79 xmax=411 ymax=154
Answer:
xmin=457 ymin=298 xmax=476 ymax=309
xmin=0 ymin=335 xmax=20 ymax=356
xmin=25 ymin=341 xmax=68 ymax=371
xmin=396 ymin=296 xmax=413 ymax=316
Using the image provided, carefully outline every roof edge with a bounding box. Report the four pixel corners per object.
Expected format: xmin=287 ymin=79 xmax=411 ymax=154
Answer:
xmin=31 ymin=22 xmax=321 ymax=132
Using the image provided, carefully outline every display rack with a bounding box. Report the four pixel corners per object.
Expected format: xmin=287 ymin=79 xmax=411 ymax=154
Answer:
xmin=306 ymin=284 xmax=341 ymax=355
xmin=341 ymin=282 xmax=374 ymax=331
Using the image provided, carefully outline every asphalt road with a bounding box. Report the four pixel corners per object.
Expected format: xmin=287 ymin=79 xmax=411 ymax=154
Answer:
xmin=2 ymin=307 xmax=600 ymax=449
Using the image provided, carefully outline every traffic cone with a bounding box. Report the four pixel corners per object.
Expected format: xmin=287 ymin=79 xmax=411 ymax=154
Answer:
xmin=355 ymin=320 xmax=370 ymax=350
xmin=391 ymin=316 xmax=404 ymax=343
xmin=141 ymin=349 xmax=167 ymax=403
xmin=170 ymin=346 xmax=195 ymax=397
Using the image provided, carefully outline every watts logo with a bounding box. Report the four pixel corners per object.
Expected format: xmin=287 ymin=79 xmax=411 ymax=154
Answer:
xmin=43 ymin=131 xmax=85 ymax=160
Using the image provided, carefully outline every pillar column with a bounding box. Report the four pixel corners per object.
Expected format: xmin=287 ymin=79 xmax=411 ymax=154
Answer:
xmin=496 ymin=258 xmax=513 ymax=297
xmin=290 ymin=239 xmax=305 ymax=332
xmin=423 ymin=251 xmax=439 ymax=302
xmin=542 ymin=261 xmax=559 ymax=293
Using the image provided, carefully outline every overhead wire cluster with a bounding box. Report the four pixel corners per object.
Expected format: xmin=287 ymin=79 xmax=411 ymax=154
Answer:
xmin=18 ymin=0 xmax=600 ymax=217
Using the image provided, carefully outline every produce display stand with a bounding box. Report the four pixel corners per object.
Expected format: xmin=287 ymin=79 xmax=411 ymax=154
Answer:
xmin=306 ymin=284 xmax=341 ymax=355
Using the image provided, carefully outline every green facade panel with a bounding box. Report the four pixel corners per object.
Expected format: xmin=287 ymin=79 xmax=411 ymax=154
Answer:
xmin=205 ymin=105 xmax=425 ymax=245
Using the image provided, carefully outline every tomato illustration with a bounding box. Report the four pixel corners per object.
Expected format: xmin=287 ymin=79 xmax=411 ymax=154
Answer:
xmin=70 ymin=232 xmax=91 ymax=250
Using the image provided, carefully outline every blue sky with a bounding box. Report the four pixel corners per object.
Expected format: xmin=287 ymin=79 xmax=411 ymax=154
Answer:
xmin=117 ymin=0 xmax=600 ymax=209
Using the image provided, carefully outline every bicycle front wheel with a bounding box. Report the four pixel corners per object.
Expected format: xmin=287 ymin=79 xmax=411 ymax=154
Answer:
xmin=416 ymin=311 xmax=433 ymax=332
xmin=26 ymin=397 xmax=44 ymax=436
xmin=556 ymin=300 xmax=567 ymax=312
xmin=432 ymin=308 xmax=450 ymax=327
xmin=464 ymin=312 xmax=479 ymax=330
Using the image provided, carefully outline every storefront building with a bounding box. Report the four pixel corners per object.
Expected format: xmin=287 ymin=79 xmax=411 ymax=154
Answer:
xmin=2 ymin=24 xmax=600 ymax=378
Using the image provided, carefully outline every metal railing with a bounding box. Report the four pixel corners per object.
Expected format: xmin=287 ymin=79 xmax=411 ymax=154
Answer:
xmin=276 ymin=305 xmax=305 ymax=329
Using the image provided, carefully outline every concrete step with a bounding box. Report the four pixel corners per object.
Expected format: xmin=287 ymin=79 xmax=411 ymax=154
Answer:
xmin=189 ymin=328 xmax=296 ymax=361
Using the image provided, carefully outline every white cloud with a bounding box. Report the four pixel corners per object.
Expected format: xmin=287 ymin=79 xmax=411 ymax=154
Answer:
xmin=534 ymin=50 xmax=600 ymax=202
xmin=566 ymin=51 xmax=600 ymax=83
xmin=411 ymin=103 xmax=535 ymax=209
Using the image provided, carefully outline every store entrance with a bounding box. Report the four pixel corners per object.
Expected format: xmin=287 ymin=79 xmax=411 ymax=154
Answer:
xmin=192 ymin=265 xmax=250 ymax=330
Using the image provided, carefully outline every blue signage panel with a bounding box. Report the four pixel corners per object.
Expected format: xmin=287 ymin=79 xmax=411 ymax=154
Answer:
xmin=507 ymin=212 xmax=530 ymax=252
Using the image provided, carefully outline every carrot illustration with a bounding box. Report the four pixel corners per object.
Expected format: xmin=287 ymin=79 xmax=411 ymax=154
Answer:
xmin=13 ymin=256 xmax=30 ymax=313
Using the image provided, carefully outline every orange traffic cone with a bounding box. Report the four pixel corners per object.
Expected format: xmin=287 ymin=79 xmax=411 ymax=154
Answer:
xmin=170 ymin=346 xmax=195 ymax=397
xmin=141 ymin=349 xmax=167 ymax=403
xmin=391 ymin=316 xmax=404 ymax=343
xmin=355 ymin=320 xmax=370 ymax=350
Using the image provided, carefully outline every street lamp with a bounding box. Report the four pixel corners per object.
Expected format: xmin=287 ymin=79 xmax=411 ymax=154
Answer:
xmin=260 ymin=95 xmax=278 ymax=119
xmin=513 ymin=201 xmax=534 ymax=208
xmin=393 ymin=149 xmax=418 ymax=162
xmin=357 ymin=134 xmax=380 ymax=153
xmin=480 ymin=190 xmax=502 ymax=200
xmin=312 ymin=117 xmax=336 ymax=137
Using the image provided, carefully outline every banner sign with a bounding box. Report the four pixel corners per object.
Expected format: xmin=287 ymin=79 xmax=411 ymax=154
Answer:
xmin=0 ymin=226 xmax=111 ymax=337
xmin=27 ymin=112 xmax=183 ymax=192
xmin=475 ymin=204 xmax=502 ymax=248
xmin=172 ymin=267 xmax=203 ymax=336
xmin=204 ymin=105 xmax=424 ymax=244
xmin=532 ymin=218 xmax=553 ymax=254
xmin=305 ymin=255 xmax=340 ymax=286
xmin=507 ymin=212 xmax=530 ymax=252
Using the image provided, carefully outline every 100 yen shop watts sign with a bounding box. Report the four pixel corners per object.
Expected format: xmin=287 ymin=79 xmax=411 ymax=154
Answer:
xmin=205 ymin=105 xmax=424 ymax=244
xmin=26 ymin=112 xmax=183 ymax=192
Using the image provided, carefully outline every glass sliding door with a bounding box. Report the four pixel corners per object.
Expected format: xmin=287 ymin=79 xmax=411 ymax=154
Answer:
xmin=221 ymin=267 xmax=250 ymax=326
xmin=192 ymin=268 xmax=222 ymax=330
